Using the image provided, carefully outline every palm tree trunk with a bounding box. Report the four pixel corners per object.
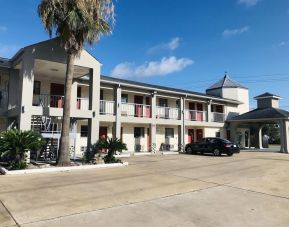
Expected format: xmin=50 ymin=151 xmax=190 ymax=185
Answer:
xmin=57 ymin=53 xmax=75 ymax=166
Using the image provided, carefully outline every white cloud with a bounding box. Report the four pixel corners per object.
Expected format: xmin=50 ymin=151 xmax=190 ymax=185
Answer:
xmin=0 ymin=26 xmax=7 ymax=32
xmin=222 ymin=26 xmax=250 ymax=37
xmin=275 ymin=41 xmax=289 ymax=47
xmin=147 ymin=37 xmax=181 ymax=54
xmin=111 ymin=56 xmax=194 ymax=78
xmin=238 ymin=0 xmax=260 ymax=7
xmin=0 ymin=43 xmax=19 ymax=57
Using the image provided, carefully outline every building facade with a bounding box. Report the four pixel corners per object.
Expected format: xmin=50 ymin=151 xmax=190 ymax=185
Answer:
xmin=0 ymin=39 xmax=251 ymax=158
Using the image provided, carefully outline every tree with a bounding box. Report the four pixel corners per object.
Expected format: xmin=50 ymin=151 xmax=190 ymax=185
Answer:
xmin=38 ymin=0 xmax=115 ymax=166
xmin=102 ymin=138 xmax=127 ymax=163
xmin=0 ymin=129 xmax=45 ymax=170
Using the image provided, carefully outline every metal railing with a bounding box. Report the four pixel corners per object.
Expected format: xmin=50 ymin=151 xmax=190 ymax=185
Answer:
xmin=100 ymin=100 xmax=115 ymax=115
xmin=156 ymin=106 xmax=180 ymax=120
xmin=33 ymin=94 xmax=64 ymax=108
xmin=121 ymin=103 xmax=151 ymax=118
xmin=185 ymin=110 xmax=207 ymax=122
xmin=211 ymin=112 xmax=226 ymax=122
xmin=76 ymin=97 xmax=89 ymax=110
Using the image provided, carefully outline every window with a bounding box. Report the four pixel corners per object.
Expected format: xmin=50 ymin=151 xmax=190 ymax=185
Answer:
xmin=121 ymin=94 xmax=128 ymax=103
xmin=33 ymin=81 xmax=41 ymax=95
xmin=165 ymin=128 xmax=174 ymax=138
xmin=159 ymin=98 xmax=168 ymax=107
xmin=216 ymin=132 xmax=221 ymax=138
xmin=134 ymin=127 xmax=145 ymax=138
xmin=80 ymin=125 xmax=88 ymax=137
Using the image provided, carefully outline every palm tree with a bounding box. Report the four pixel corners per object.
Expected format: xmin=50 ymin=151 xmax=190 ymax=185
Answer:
xmin=38 ymin=0 xmax=115 ymax=166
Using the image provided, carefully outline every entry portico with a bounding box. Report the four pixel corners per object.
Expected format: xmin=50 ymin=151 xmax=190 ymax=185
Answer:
xmin=229 ymin=92 xmax=289 ymax=153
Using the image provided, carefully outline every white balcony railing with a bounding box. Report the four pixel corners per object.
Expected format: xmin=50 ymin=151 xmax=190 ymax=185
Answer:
xmin=100 ymin=100 xmax=115 ymax=115
xmin=76 ymin=97 xmax=89 ymax=110
xmin=121 ymin=103 xmax=151 ymax=118
xmin=211 ymin=112 xmax=225 ymax=122
xmin=33 ymin=94 xmax=64 ymax=108
xmin=156 ymin=106 xmax=180 ymax=120
xmin=185 ymin=110 xmax=207 ymax=122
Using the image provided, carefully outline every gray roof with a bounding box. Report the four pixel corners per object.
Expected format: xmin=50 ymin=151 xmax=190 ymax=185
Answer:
xmin=0 ymin=57 xmax=11 ymax=68
xmin=254 ymin=92 xmax=280 ymax=99
xmin=207 ymin=74 xmax=247 ymax=90
xmin=229 ymin=107 xmax=289 ymax=121
xmin=100 ymin=75 xmax=241 ymax=104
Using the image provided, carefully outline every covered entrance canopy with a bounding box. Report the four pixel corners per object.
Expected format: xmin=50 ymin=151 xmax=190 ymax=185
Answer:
xmin=228 ymin=93 xmax=289 ymax=153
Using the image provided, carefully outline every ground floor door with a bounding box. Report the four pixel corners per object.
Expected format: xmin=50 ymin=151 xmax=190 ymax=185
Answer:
xmin=99 ymin=127 xmax=108 ymax=152
xmin=99 ymin=127 xmax=108 ymax=140
xmin=188 ymin=129 xmax=194 ymax=144
xmin=196 ymin=129 xmax=203 ymax=141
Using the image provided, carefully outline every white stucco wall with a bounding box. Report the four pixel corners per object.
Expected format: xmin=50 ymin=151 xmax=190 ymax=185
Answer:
xmin=156 ymin=125 xmax=179 ymax=151
xmin=121 ymin=123 xmax=149 ymax=153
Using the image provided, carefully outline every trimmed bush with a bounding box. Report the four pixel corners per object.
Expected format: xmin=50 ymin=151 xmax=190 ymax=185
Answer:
xmin=0 ymin=129 xmax=45 ymax=170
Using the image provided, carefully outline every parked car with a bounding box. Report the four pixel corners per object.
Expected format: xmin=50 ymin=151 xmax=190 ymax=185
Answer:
xmin=185 ymin=137 xmax=240 ymax=156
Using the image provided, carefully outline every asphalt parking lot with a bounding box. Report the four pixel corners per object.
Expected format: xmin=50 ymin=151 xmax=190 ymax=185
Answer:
xmin=1 ymin=151 xmax=289 ymax=227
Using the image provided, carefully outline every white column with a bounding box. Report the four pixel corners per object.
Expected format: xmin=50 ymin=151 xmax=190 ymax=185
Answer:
xmin=87 ymin=67 xmax=100 ymax=147
xmin=207 ymin=100 xmax=212 ymax=122
xmin=284 ymin=121 xmax=289 ymax=153
xmin=178 ymin=97 xmax=185 ymax=152
xmin=71 ymin=81 xmax=78 ymax=111
xmin=150 ymin=92 xmax=157 ymax=152
xmin=19 ymin=53 xmax=34 ymax=130
xmin=70 ymin=119 xmax=77 ymax=160
xmin=257 ymin=126 xmax=263 ymax=149
xmin=280 ymin=120 xmax=289 ymax=153
xmin=113 ymin=85 xmax=122 ymax=139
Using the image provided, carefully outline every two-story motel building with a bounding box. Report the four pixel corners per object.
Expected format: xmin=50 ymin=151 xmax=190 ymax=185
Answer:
xmin=0 ymin=39 xmax=251 ymax=158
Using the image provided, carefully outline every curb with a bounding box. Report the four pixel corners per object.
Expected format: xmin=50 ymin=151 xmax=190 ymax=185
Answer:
xmin=2 ymin=162 xmax=128 ymax=175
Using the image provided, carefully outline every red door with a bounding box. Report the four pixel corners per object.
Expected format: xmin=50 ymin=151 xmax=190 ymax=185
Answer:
xmin=147 ymin=128 xmax=151 ymax=152
xmin=50 ymin=83 xmax=64 ymax=108
xmin=134 ymin=95 xmax=143 ymax=117
xmin=188 ymin=129 xmax=194 ymax=144
xmin=189 ymin=102 xmax=195 ymax=120
xmin=99 ymin=127 xmax=108 ymax=140
xmin=145 ymin=97 xmax=151 ymax=118
xmin=196 ymin=103 xmax=203 ymax=121
xmin=196 ymin=129 xmax=203 ymax=141
xmin=99 ymin=127 xmax=108 ymax=152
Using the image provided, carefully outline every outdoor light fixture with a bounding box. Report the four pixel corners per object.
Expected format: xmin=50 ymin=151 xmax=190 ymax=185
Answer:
xmin=21 ymin=106 xmax=25 ymax=113
xmin=92 ymin=111 xmax=95 ymax=118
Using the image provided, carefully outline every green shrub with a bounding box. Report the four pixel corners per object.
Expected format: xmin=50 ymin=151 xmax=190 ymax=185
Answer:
xmin=85 ymin=138 xmax=127 ymax=164
xmin=102 ymin=138 xmax=127 ymax=164
xmin=0 ymin=129 xmax=45 ymax=170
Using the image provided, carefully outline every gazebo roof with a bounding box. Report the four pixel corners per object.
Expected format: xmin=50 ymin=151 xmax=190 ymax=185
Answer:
xmin=229 ymin=107 xmax=289 ymax=122
xmin=207 ymin=74 xmax=247 ymax=90
xmin=254 ymin=92 xmax=280 ymax=100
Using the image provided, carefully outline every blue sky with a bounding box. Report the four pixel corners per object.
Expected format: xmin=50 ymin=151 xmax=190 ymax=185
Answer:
xmin=1 ymin=0 xmax=289 ymax=109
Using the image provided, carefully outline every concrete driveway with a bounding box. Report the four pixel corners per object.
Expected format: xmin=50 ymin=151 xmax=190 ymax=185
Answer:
xmin=1 ymin=151 xmax=289 ymax=227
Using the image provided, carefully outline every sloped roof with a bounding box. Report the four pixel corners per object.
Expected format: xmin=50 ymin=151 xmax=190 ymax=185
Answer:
xmin=100 ymin=75 xmax=241 ymax=104
xmin=229 ymin=107 xmax=289 ymax=121
xmin=254 ymin=92 xmax=280 ymax=99
xmin=207 ymin=74 xmax=247 ymax=90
